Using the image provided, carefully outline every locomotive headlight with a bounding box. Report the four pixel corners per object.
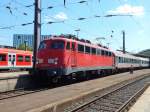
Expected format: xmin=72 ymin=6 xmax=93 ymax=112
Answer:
xmin=39 ymin=59 xmax=43 ymax=63
xmin=54 ymin=58 xmax=58 ymax=65
xmin=48 ymin=58 xmax=58 ymax=64
xmin=37 ymin=58 xmax=43 ymax=64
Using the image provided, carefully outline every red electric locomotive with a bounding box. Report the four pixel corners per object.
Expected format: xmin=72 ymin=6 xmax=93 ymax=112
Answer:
xmin=35 ymin=35 xmax=115 ymax=81
xmin=0 ymin=47 xmax=33 ymax=70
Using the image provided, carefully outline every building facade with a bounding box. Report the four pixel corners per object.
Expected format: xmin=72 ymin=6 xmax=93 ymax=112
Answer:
xmin=13 ymin=34 xmax=51 ymax=48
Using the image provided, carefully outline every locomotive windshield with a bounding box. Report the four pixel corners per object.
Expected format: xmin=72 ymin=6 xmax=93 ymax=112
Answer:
xmin=51 ymin=41 xmax=65 ymax=49
xmin=39 ymin=41 xmax=46 ymax=50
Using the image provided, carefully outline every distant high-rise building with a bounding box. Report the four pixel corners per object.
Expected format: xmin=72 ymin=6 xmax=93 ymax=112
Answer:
xmin=13 ymin=34 xmax=51 ymax=48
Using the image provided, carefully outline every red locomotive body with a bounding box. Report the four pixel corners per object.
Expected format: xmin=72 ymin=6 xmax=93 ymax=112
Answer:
xmin=36 ymin=36 xmax=115 ymax=78
xmin=0 ymin=48 xmax=32 ymax=70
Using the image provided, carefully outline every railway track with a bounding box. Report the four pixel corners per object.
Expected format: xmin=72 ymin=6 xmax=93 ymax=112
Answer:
xmin=0 ymin=71 xmax=149 ymax=106
xmin=69 ymin=75 xmax=150 ymax=112
xmin=0 ymin=70 xmax=26 ymax=73
xmin=0 ymin=85 xmax=51 ymax=100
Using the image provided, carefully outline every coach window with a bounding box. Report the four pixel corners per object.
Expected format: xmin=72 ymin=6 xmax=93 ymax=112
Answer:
xmin=78 ymin=44 xmax=84 ymax=52
xmin=0 ymin=54 xmax=6 ymax=61
xmin=119 ymin=57 xmax=121 ymax=63
xmin=17 ymin=56 xmax=23 ymax=62
xmin=25 ymin=56 xmax=31 ymax=62
xmin=91 ymin=48 xmax=96 ymax=55
xmin=85 ymin=46 xmax=90 ymax=53
xmin=66 ymin=42 xmax=70 ymax=50
xmin=51 ymin=41 xmax=65 ymax=49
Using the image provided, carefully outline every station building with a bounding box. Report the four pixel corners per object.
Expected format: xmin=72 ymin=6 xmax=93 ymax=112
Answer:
xmin=13 ymin=34 xmax=51 ymax=48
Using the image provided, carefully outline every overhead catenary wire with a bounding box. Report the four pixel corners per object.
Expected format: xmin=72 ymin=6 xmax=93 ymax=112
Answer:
xmin=117 ymin=0 xmax=143 ymax=28
xmin=0 ymin=21 xmax=34 ymax=30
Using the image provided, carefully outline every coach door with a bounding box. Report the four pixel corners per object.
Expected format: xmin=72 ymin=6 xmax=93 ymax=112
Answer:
xmin=8 ymin=53 xmax=16 ymax=68
xmin=71 ymin=42 xmax=77 ymax=67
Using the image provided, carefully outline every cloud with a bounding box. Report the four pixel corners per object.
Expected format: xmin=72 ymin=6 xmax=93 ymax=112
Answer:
xmin=107 ymin=4 xmax=144 ymax=16
xmin=54 ymin=12 xmax=68 ymax=21
xmin=44 ymin=12 xmax=68 ymax=22
xmin=138 ymin=30 xmax=144 ymax=35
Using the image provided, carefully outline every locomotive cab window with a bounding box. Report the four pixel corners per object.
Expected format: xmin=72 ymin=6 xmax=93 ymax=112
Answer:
xmin=38 ymin=41 xmax=46 ymax=50
xmin=51 ymin=41 xmax=65 ymax=49
xmin=25 ymin=56 xmax=31 ymax=62
xmin=0 ymin=54 xmax=6 ymax=61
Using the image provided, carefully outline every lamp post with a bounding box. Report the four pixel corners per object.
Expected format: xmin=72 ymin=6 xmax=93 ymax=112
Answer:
xmin=33 ymin=0 xmax=41 ymax=71
xmin=24 ymin=40 xmax=27 ymax=51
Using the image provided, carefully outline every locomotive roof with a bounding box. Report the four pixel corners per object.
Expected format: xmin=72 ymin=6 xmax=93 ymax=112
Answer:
xmin=44 ymin=36 xmax=112 ymax=52
xmin=0 ymin=48 xmax=32 ymax=55
xmin=114 ymin=51 xmax=149 ymax=60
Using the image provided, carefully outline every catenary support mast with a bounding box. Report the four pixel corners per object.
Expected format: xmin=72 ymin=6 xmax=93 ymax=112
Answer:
xmin=33 ymin=0 xmax=41 ymax=71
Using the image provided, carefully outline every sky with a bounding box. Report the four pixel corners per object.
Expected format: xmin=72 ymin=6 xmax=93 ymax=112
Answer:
xmin=0 ymin=0 xmax=150 ymax=53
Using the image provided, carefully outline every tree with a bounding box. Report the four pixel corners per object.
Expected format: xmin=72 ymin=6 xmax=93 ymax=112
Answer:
xmin=17 ymin=43 xmax=33 ymax=51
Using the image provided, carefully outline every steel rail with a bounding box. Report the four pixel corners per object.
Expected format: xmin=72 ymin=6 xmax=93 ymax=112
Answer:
xmin=69 ymin=75 xmax=150 ymax=112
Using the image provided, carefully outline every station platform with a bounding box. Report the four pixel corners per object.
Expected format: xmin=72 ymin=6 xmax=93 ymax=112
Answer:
xmin=0 ymin=69 xmax=150 ymax=112
xmin=128 ymin=85 xmax=150 ymax=112
xmin=0 ymin=71 xmax=29 ymax=80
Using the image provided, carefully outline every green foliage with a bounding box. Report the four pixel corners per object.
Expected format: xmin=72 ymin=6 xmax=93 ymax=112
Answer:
xmin=17 ymin=43 xmax=33 ymax=51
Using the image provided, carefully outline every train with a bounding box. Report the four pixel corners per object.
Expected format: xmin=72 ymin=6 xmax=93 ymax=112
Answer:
xmin=35 ymin=35 xmax=150 ymax=82
xmin=0 ymin=47 xmax=32 ymax=70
